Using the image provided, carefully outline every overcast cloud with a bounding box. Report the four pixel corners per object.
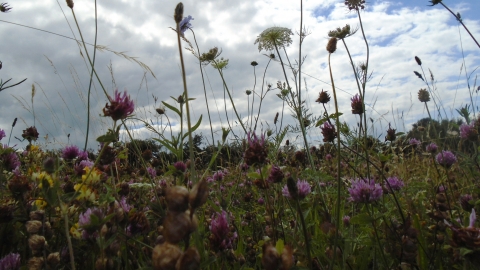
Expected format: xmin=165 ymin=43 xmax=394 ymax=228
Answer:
xmin=0 ymin=0 xmax=479 ymax=150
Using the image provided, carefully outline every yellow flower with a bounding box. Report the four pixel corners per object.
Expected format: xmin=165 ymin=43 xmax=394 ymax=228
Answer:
xmin=32 ymin=171 xmax=54 ymax=188
xmin=70 ymin=223 xmax=81 ymax=239
xmin=82 ymin=167 xmax=102 ymax=185
xmin=74 ymin=184 xmax=97 ymax=202
xmin=34 ymin=197 xmax=47 ymax=209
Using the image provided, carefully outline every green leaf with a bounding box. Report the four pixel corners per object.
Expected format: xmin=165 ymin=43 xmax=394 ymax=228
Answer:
xmin=161 ymin=101 xmax=181 ymax=117
xmin=275 ymin=239 xmax=284 ymax=254
xmin=247 ymin=171 xmax=261 ymax=179
xmin=182 ymin=115 xmax=203 ymax=141
xmin=350 ymin=213 xmax=373 ymax=225
xmin=315 ymin=117 xmax=328 ymax=127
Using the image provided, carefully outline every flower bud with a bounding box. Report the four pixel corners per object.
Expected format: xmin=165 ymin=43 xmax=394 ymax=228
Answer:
xmin=326 ymin=37 xmax=337 ymax=54
xmin=174 ymin=2 xmax=184 ymax=24
xmin=66 ymin=0 xmax=74 ymax=9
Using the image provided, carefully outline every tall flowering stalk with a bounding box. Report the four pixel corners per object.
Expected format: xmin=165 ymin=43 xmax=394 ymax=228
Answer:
xmin=174 ymin=3 xmax=196 ymax=183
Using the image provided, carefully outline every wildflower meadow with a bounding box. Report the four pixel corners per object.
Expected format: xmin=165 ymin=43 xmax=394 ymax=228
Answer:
xmin=1 ymin=0 xmax=480 ymax=269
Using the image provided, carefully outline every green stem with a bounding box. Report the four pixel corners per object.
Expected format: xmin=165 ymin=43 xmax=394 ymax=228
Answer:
xmin=296 ymin=199 xmax=312 ymax=268
xmin=439 ymin=2 xmax=480 ymax=49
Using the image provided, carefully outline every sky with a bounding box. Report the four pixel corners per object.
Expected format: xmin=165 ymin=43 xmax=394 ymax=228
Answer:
xmin=0 ymin=0 xmax=479 ymax=151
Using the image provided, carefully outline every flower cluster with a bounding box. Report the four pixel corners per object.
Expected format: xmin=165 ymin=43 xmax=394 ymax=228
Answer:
xmin=0 ymin=253 xmax=20 ymax=270
xmin=178 ymin=15 xmax=194 ymax=37
xmin=348 ymin=178 xmax=383 ymax=203
xmin=282 ymin=178 xmax=311 ymax=200
xmin=321 ymin=122 xmax=336 ymax=143
xmin=351 ymin=94 xmax=364 ymax=115
xmin=385 ymin=176 xmax=404 ymax=193
xmin=426 ymin=142 xmax=438 ymax=153
xmin=460 ymin=123 xmax=478 ymax=141
xmin=0 ymin=129 xmax=5 ymax=140
xmin=243 ymin=132 xmax=268 ymax=166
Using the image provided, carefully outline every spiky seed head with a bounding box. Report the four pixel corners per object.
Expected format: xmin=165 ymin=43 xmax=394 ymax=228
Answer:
xmin=418 ymin=89 xmax=430 ymax=102
xmin=174 ymin=2 xmax=184 ymax=24
xmin=326 ymin=37 xmax=337 ymax=54
xmin=316 ymin=90 xmax=331 ymax=104
xmin=345 ymin=0 xmax=366 ymax=10
xmin=328 ymin=24 xmax=353 ymax=39
xmin=415 ymin=56 xmax=422 ymax=65
xmin=66 ymin=0 xmax=74 ymax=9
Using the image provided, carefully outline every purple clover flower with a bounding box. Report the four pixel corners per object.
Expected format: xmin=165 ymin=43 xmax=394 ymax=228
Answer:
xmin=78 ymin=207 xmax=104 ymax=240
xmin=267 ymin=165 xmax=284 ymax=183
xmin=351 ymin=94 xmax=364 ymax=115
xmin=118 ymin=197 xmax=132 ymax=213
xmin=0 ymin=252 xmax=20 ymax=270
xmin=321 ymin=122 xmax=336 ymax=143
xmin=173 ymin=161 xmax=186 ymax=172
xmin=209 ymin=211 xmax=237 ymax=250
xmin=179 ymin=15 xmax=194 ymax=36
xmin=426 ymin=142 xmax=438 ymax=153
xmin=213 ymin=170 xmax=227 ymax=181
xmin=282 ymin=179 xmax=311 ymax=200
xmin=3 ymin=152 xmax=20 ymax=171
xmin=147 ymin=167 xmax=156 ymax=178
xmin=343 ymin=216 xmax=351 ymax=227
xmin=460 ymin=123 xmax=478 ymax=141
xmin=435 ymin=150 xmax=457 ymax=168
xmin=0 ymin=129 xmax=5 ymax=141
xmin=74 ymin=159 xmax=94 ymax=176
xmin=62 ymin=145 xmax=80 ymax=160
xmin=348 ymin=178 xmax=383 ymax=203
xmin=385 ymin=176 xmax=404 ymax=192
xmin=409 ymin=138 xmax=421 ymax=147
xmin=103 ymin=89 xmax=135 ymax=121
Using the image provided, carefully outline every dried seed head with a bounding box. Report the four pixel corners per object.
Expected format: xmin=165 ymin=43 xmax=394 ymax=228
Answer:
xmin=385 ymin=123 xmax=396 ymax=142
xmin=261 ymin=243 xmax=280 ymax=270
xmin=28 ymin=257 xmax=44 ymax=270
xmin=156 ymin=107 xmax=165 ymax=115
xmin=415 ymin=56 xmax=422 ymax=65
xmin=274 ymin=112 xmax=279 ymax=125
xmin=26 ymin=220 xmax=43 ymax=234
xmin=47 ymin=252 xmax=61 ymax=268
xmin=189 ymin=178 xmax=209 ymax=211
xmin=30 ymin=210 xmax=45 ymax=221
xmin=174 ymin=2 xmax=184 ymax=24
xmin=316 ymin=90 xmax=331 ymax=104
xmin=152 ymin=242 xmax=182 ymax=270
xmin=66 ymin=0 xmax=74 ymax=9
xmin=418 ymin=88 xmax=430 ymax=102
xmin=326 ymin=37 xmax=337 ymax=53
xmin=28 ymin=235 xmax=46 ymax=253
xmin=251 ymin=61 xmax=258 ymax=67
xmin=175 ymin=247 xmax=200 ymax=270
xmin=166 ymin=186 xmax=189 ymax=212
xmin=163 ymin=211 xmax=193 ymax=244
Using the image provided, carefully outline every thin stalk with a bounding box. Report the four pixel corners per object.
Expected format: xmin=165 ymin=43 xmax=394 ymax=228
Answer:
xmin=212 ymin=61 xmax=248 ymax=134
xmin=59 ymin=195 xmax=76 ymax=270
xmin=176 ymin=22 xmax=196 ymax=182
xmin=84 ymin=0 xmax=99 ymax=151
xmin=439 ymin=2 xmax=480 ymax=49
xmin=296 ymin=199 xmax=312 ymax=268
xmin=253 ymin=58 xmax=273 ymax=131
xmin=190 ymin=29 xmax=215 ymax=145
xmin=327 ymin=52 xmax=342 ymax=270
xmin=251 ymin=65 xmax=257 ymax=130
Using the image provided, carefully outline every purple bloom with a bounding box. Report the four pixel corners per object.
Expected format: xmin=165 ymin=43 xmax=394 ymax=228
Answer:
xmin=147 ymin=167 xmax=156 ymax=178
xmin=426 ymin=142 xmax=438 ymax=153
xmin=173 ymin=161 xmax=186 ymax=172
xmin=78 ymin=207 xmax=104 ymax=240
xmin=267 ymin=165 xmax=284 ymax=183
xmin=409 ymin=138 xmax=421 ymax=147
xmin=348 ymin=178 xmax=383 ymax=203
xmin=282 ymin=179 xmax=311 ymax=200
xmin=3 ymin=152 xmax=20 ymax=171
xmin=325 ymin=154 xmax=333 ymax=161
xmin=209 ymin=211 xmax=237 ymax=250
xmin=460 ymin=123 xmax=478 ymax=141
xmin=244 ymin=132 xmax=268 ymax=166
xmin=213 ymin=170 xmax=226 ymax=181
xmin=0 ymin=252 xmax=20 ymax=270
xmin=435 ymin=150 xmax=457 ymax=168
xmin=0 ymin=129 xmax=5 ymax=141
xmin=74 ymin=159 xmax=94 ymax=176
xmin=469 ymin=209 xmax=476 ymax=228
xmin=77 ymin=150 xmax=89 ymax=161
xmin=321 ymin=122 xmax=336 ymax=143
xmin=118 ymin=197 xmax=132 ymax=213
xmin=351 ymin=94 xmax=364 ymax=115
xmin=258 ymin=197 xmax=265 ymax=205
xmin=62 ymin=145 xmax=80 ymax=160
xmin=179 ymin=15 xmax=194 ymax=36
xmin=103 ymin=89 xmax=135 ymax=121
xmin=385 ymin=176 xmax=404 ymax=192
xmin=343 ymin=216 xmax=350 ymax=227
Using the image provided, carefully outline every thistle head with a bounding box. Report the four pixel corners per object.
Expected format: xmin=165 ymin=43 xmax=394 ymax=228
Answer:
xmin=350 ymin=94 xmax=364 ymax=115
xmin=418 ymin=89 xmax=430 ymax=102
xmin=316 ymin=90 xmax=331 ymax=104
xmin=254 ymin=27 xmax=293 ymax=52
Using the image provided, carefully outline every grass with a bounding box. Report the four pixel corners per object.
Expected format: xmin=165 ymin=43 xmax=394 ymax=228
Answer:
xmin=1 ymin=0 xmax=480 ymax=269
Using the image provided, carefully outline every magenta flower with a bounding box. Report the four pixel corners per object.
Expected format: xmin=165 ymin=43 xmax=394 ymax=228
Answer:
xmin=426 ymin=142 xmax=438 ymax=153
xmin=267 ymin=165 xmax=284 ymax=183
xmin=351 ymin=94 xmax=364 ymax=115
xmin=409 ymin=138 xmax=421 ymax=147
xmin=3 ymin=152 xmax=20 ymax=171
xmin=78 ymin=207 xmax=104 ymax=240
xmin=62 ymin=145 xmax=80 ymax=160
xmin=460 ymin=123 xmax=478 ymax=141
xmin=435 ymin=150 xmax=457 ymax=168
xmin=0 ymin=129 xmax=5 ymax=141
xmin=209 ymin=211 xmax=237 ymax=250
xmin=213 ymin=169 xmax=227 ymax=181
xmin=103 ymin=89 xmax=135 ymax=121
xmin=0 ymin=253 xmax=20 ymax=270
xmin=173 ymin=161 xmax=186 ymax=172
xmin=147 ymin=167 xmax=156 ymax=178
xmin=282 ymin=179 xmax=311 ymax=200
xmin=348 ymin=178 xmax=383 ymax=203
xmin=244 ymin=132 xmax=268 ymax=166
xmin=385 ymin=176 xmax=404 ymax=192
xmin=74 ymin=159 xmax=94 ymax=176
xmin=343 ymin=216 xmax=351 ymax=227
xmin=321 ymin=122 xmax=336 ymax=143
